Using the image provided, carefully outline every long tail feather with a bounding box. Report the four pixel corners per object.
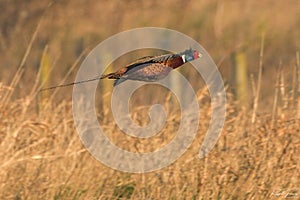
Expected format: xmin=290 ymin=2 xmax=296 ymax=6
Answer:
xmin=39 ymin=74 xmax=113 ymax=92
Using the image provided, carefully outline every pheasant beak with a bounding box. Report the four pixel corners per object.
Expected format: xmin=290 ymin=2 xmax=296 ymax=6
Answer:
xmin=198 ymin=52 xmax=203 ymax=58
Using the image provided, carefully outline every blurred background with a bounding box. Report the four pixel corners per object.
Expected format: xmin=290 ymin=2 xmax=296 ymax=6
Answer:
xmin=1 ymin=0 xmax=299 ymax=104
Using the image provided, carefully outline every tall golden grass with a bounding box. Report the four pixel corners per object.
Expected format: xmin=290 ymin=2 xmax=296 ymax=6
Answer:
xmin=0 ymin=72 xmax=299 ymax=199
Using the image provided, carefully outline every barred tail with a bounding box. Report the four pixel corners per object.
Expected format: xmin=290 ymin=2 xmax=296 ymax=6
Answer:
xmin=100 ymin=73 xmax=119 ymax=79
xmin=100 ymin=73 xmax=113 ymax=79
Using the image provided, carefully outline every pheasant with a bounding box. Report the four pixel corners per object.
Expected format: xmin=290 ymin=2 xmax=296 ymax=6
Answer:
xmin=101 ymin=48 xmax=202 ymax=86
xmin=39 ymin=48 xmax=202 ymax=91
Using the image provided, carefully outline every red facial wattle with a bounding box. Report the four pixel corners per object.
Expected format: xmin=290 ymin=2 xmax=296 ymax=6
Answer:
xmin=194 ymin=50 xmax=199 ymax=59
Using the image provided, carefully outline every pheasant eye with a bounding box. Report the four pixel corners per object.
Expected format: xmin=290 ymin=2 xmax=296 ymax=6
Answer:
xmin=193 ymin=51 xmax=199 ymax=58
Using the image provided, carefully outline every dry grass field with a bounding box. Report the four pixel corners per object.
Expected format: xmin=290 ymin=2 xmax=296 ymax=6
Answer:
xmin=0 ymin=0 xmax=300 ymax=199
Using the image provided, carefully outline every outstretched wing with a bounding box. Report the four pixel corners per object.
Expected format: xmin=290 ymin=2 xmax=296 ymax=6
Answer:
xmin=124 ymin=53 xmax=178 ymax=73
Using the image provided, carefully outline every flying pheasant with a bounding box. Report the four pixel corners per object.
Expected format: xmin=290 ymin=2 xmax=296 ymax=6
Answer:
xmin=101 ymin=48 xmax=202 ymax=86
xmin=39 ymin=48 xmax=202 ymax=91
